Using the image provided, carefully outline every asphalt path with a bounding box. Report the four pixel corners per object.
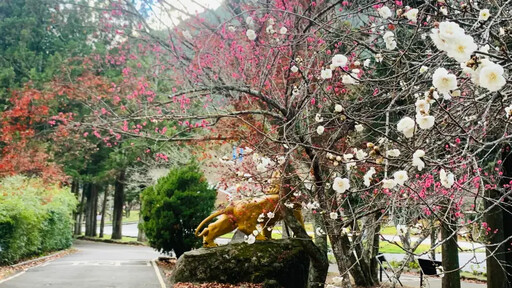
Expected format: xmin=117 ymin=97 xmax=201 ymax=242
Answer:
xmin=0 ymin=240 xmax=165 ymax=288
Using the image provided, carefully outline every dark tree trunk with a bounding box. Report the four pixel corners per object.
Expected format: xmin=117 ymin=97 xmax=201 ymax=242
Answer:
xmin=85 ymin=183 xmax=99 ymax=237
xmin=486 ymin=144 xmax=512 ymax=288
xmin=368 ymin=214 xmax=382 ymax=284
xmin=431 ymin=219 xmax=437 ymax=260
xmin=112 ymin=170 xmax=125 ymax=240
xmin=280 ymin=163 xmax=328 ymax=288
xmin=74 ymin=179 xmax=85 ymax=235
xmin=92 ymin=184 xmax=99 ymax=236
xmin=99 ymin=185 xmax=109 ymax=238
xmin=441 ymin=215 xmax=460 ymax=288
xmin=309 ymin=212 xmax=328 ymax=287
xmin=84 ymin=183 xmax=92 ymax=236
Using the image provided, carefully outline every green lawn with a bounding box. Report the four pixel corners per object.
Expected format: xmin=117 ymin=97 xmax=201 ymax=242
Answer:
xmin=98 ymin=210 xmax=140 ymax=225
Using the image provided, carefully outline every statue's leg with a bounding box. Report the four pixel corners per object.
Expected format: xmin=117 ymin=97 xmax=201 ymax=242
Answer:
xmin=203 ymin=215 xmax=235 ymax=247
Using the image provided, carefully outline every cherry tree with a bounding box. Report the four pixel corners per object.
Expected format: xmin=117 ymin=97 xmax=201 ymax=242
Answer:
xmin=64 ymin=0 xmax=512 ymax=287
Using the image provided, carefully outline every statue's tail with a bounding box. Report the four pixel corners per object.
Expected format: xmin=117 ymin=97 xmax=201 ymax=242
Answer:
xmin=194 ymin=209 xmax=227 ymax=237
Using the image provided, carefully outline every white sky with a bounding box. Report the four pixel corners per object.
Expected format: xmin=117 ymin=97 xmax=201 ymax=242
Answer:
xmin=148 ymin=0 xmax=224 ymax=29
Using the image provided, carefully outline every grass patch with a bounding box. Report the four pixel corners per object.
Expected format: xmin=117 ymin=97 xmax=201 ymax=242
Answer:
xmin=379 ymin=242 xmax=441 ymax=254
xmin=77 ymin=234 xmax=146 ymax=246
xmin=380 ymin=226 xmax=397 ymax=235
xmin=99 ymin=210 xmax=140 ymax=225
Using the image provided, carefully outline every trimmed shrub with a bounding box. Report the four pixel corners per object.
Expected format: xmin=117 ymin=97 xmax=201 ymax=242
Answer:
xmin=141 ymin=163 xmax=216 ymax=258
xmin=0 ymin=176 xmax=77 ymax=264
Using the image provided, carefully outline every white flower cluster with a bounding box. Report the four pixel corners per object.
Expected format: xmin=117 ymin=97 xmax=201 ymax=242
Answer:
xmin=440 ymin=169 xmax=455 ymax=188
xmin=383 ymin=31 xmax=397 ymax=50
xmin=378 ymin=6 xmax=392 ymax=19
xmin=461 ymin=59 xmax=506 ymax=92
xmin=430 ymin=21 xmax=506 ymax=92
xmin=363 ymin=167 xmax=376 ymax=187
xmin=333 ymin=177 xmax=350 ymax=193
xmin=412 ymin=150 xmax=425 ymax=171
xmin=403 ymin=8 xmax=419 ymax=23
xmin=430 ymin=21 xmax=476 ymax=63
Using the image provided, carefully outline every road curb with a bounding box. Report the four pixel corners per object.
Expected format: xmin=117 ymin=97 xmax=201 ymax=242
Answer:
xmin=151 ymin=259 xmax=166 ymax=288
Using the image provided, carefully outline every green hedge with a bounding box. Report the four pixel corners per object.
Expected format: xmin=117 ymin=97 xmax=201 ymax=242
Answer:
xmin=0 ymin=176 xmax=77 ymax=264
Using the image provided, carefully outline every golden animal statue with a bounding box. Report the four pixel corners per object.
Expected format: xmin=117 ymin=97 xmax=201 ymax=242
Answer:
xmin=194 ymin=171 xmax=303 ymax=247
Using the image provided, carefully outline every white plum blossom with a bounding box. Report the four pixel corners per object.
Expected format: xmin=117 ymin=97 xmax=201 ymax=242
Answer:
xmin=355 ymin=124 xmax=364 ymax=132
xmin=335 ymin=104 xmax=343 ymax=112
xmin=382 ymin=179 xmax=397 ymax=189
xmin=246 ymin=29 xmax=257 ymax=40
xmin=432 ymin=68 xmax=457 ymax=93
xmin=266 ymin=25 xmax=275 ymax=34
xmin=438 ymin=21 xmax=465 ymax=41
xmin=479 ymin=9 xmax=490 ymax=21
xmin=440 ymin=6 xmax=448 ymax=15
xmin=343 ymin=154 xmax=354 ymax=161
xmin=403 ymin=8 xmax=418 ymax=23
xmin=419 ymin=66 xmax=428 ymax=74
xmin=383 ymin=31 xmax=395 ymax=42
xmin=245 ymin=234 xmax=256 ymax=244
xmin=416 ymin=114 xmax=435 ymax=129
xmin=383 ymin=31 xmax=397 ymax=50
xmin=245 ymin=16 xmax=254 ymax=26
xmin=440 ymin=169 xmax=455 ymax=188
xmin=479 ymin=62 xmax=506 ymax=92
xmin=315 ymin=113 xmax=324 ymax=122
xmin=355 ymin=149 xmax=368 ymax=160
xmin=393 ymin=170 xmax=409 ymax=185
xmin=316 ymin=125 xmax=325 ymax=135
xmin=446 ymin=35 xmax=477 ymax=63
xmin=378 ymin=6 xmax=392 ymax=19
xmin=279 ymin=27 xmax=288 ymax=34
xmin=386 ymin=149 xmax=401 ymax=157
xmin=321 ymin=68 xmax=333 ymax=79
xmin=342 ymin=73 xmax=359 ymax=85
xmin=375 ymin=54 xmax=383 ymax=63
xmin=332 ymin=54 xmax=348 ymax=67
xmin=330 ymin=212 xmax=338 ymax=220
xmin=267 ymin=212 xmax=275 ymax=219
xmin=415 ymin=99 xmax=430 ymax=114
xmin=505 ymin=105 xmax=512 ymax=118
xmin=364 ymin=59 xmax=371 ymax=68
xmin=363 ymin=167 xmax=376 ymax=187
xmin=290 ymin=65 xmax=299 ymax=73
xmin=397 ymin=117 xmax=415 ymax=138
xmin=333 ymin=177 xmax=350 ymax=193
xmin=412 ymin=150 xmax=425 ymax=171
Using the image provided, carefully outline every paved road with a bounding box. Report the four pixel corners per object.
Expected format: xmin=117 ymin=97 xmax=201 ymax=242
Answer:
xmin=0 ymin=240 xmax=165 ymax=288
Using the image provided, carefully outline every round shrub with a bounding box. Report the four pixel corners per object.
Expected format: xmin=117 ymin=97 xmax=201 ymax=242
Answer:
xmin=141 ymin=163 xmax=216 ymax=258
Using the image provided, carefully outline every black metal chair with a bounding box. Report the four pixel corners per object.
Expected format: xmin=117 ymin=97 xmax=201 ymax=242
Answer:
xmin=417 ymin=258 xmax=442 ymax=287
xmin=376 ymin=253 xmax=403 ymax=287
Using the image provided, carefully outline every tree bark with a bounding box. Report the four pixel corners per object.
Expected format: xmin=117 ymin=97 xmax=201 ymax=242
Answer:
xmin=485 ymin=144 xmax=512 ymax=288
xmin=441 ymin=215 xmax=460 ymax=288
xmin=99 ymin=185 xmax=109 ymax=238
xmin=280 ymin=163 xmax=328 ymax=288
xmin=137 ymin=211 xmax=146 ymax=242
xmin=85 ymin=183 xmax=98 ymax=237
xmin=112 ymin=170 xmax=125 ymax=240
xmin=74 ymin=179 xmax=85 ymax=235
